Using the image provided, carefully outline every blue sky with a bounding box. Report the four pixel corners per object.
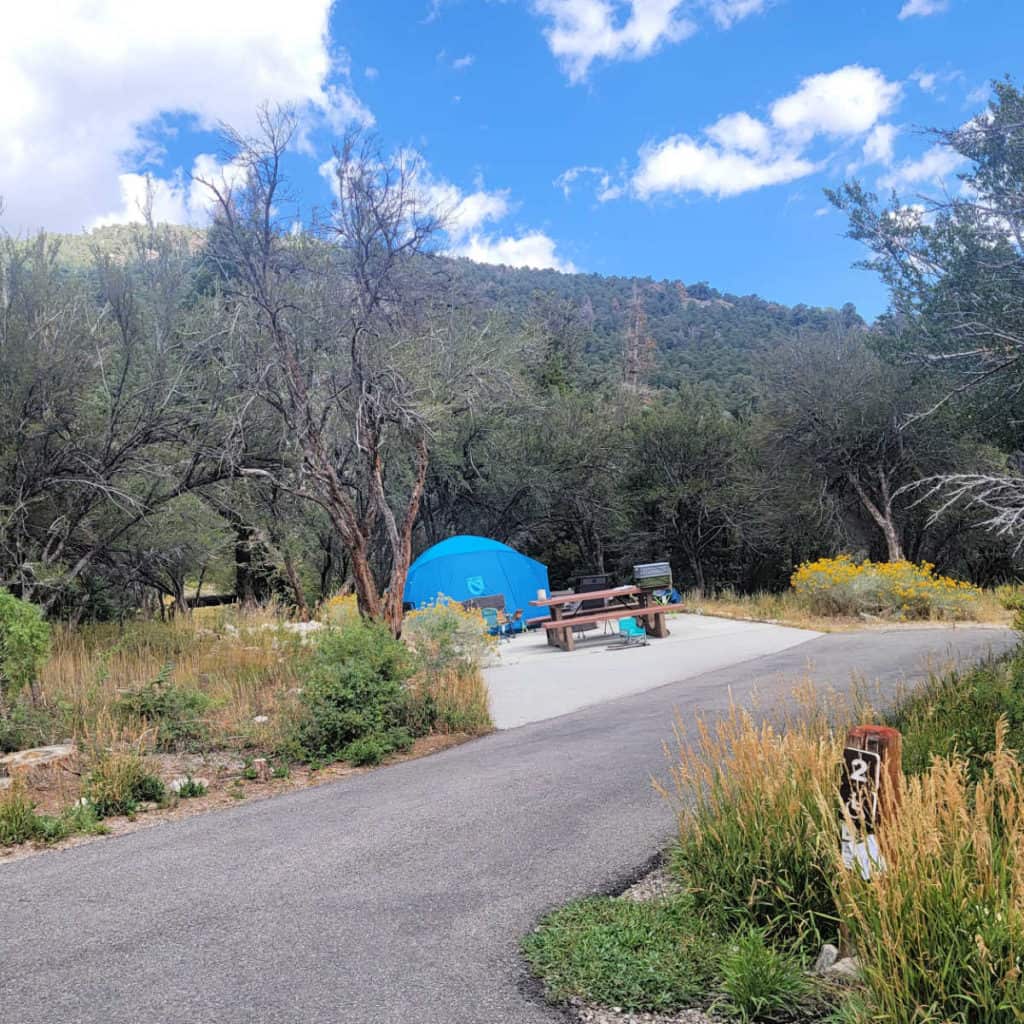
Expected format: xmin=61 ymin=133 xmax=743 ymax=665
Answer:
xmin=3 ymin=1 xmax=1022 ymax=318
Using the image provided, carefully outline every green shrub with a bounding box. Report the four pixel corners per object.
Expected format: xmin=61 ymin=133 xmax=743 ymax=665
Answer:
xmin=85 ymin=751 xmax=167 ymax=817
xmin=889 ymin=652 xmax=1024 ymax=780
xmin=667 ymin=709 xmax=840 ymax=950
xmin=113 ymin=662 xmax=213 ymax=751
xmin=0 ymin=700 xmax=61 ymax=753
xmin=294 ymin=619 xmax=414 ymax=761
xmin=342 ymin=728 xmax=413 ymax=766
xmin=716 ymin=928 xmax=814 ymax=1023
xmin=0 ymin=782 xmax=106 ymax=846
xmin=0 ymin=590 xmax=51 ymax=703
xmin=175 ymin=775 xmax=207 ymax=798
xmin=522 ymin=896 xmax=718 ymax=1012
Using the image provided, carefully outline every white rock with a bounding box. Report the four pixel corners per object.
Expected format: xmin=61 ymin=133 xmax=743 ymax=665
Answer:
xmin=824 ymin=956 xmax=861 ymax=983
xmin=169 ymin=776 xmax=209 ymax=793
xmin=252 ymin=715 xmax=269 ymax=724
xmin=813 ymin=943 xmax=840 ymax=974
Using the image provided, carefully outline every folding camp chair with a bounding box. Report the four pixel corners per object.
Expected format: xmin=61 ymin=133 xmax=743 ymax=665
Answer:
xmin=609 ymin=616 xmax=649 ymax=649
xmin=481 ymin=606 xmax=510 ymax=641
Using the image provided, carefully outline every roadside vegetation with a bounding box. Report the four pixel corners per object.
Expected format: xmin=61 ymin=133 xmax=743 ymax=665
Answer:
xmin=684 ymin=555 xmax=1010 ymax=632
xmin=0 ymin=592 xmax=493 ymax=851
xmin=524 ymin=647 xmax=1024 ymax=1022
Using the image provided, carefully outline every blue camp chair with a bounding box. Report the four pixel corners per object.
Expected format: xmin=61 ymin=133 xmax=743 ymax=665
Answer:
xmin=481 ymin=606 xmax=510 ymax=641
xmin=612 ymin=616 xmax=648 ymax=648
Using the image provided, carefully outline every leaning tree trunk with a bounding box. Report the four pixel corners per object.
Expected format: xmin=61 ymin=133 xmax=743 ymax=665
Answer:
xmin=848 ymin=471 xmax=905 ymax=562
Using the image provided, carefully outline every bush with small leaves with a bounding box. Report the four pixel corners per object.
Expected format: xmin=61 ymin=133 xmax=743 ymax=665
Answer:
xmin=113 ymin=662 xmax=212 ymax=752
xmin=0 ymin=590 xmax=51 ymax=705
xmin=294 ymin=618 xmax=414 ymax=762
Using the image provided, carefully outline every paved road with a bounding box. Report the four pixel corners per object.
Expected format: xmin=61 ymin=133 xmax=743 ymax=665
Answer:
xmin=0 ymin=628 xmax=1013 ymax=1024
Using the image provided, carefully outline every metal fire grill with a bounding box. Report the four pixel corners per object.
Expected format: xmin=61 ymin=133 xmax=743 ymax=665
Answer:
xmin=633 ymin=561 xmax=672 ymax=591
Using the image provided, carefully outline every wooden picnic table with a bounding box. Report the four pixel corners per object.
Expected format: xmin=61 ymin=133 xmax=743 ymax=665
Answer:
xmin=530 ymin=585 xmax=677 ymax=651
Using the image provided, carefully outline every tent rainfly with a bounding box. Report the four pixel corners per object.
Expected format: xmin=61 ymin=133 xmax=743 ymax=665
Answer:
xmin=403 ymin=535 xmax=551 ymax=619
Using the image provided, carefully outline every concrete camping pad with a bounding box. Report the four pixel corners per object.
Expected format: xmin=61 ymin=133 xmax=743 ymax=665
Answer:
xmin=485 ymin=613 xmax=821 ymax=729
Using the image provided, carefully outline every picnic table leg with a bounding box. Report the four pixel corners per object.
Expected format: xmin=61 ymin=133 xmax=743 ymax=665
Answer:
xmin=639 ymin=592 xmax=670 ymax=638
xmin=563 ymin=624 xmax=575 ymax=652
xmin=547 ymin=605 xmax=562 ymax=646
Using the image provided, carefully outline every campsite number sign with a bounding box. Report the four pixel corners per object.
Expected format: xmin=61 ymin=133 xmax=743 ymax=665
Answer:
xmin=840 ymin=746 xmax=881 ymax=826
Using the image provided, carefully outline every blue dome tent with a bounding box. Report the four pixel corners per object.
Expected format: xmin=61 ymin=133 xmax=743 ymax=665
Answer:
xmin=403 ymin=535 xmax=551 ymax=620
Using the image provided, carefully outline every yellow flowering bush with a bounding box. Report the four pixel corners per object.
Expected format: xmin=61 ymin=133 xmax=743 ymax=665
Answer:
xmin=320 ymin=592 xmax=360 ymax=626
xmin=790 ymin=555 xmax=981 ymax=620
xmin=402 ymin=595 xmax=496 ymax=672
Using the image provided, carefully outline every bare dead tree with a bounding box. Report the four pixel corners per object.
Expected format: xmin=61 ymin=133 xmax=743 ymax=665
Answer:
xmin=199 ymin=107 xmax=511 ymax=632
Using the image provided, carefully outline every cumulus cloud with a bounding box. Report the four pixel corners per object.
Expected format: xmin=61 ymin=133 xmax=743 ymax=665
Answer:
xmin=862 ymin=123 xmax=899 ymax=166
xmin=455 ymin=231 xmax=577 ymax=272
xmin=632 ymin=136 xmax=816 ymax=199
xmin=0 ymin=0 xmax=369 ymax=232
xmin=703 ymin=0 xmax=768 ymax=29
xmin=532 ymin=0 xmax=696 ymax=82
xmin=898 ymin=0 xmax=949 ymax=19
xmin=706 ymin=112 xmax=772 ymax=155
xmin=770 ymin=65 xmax=902 ymax=142
xmin=878 ymin=143 xmax=965 ymax=191
xmin=616 ymin=65 xmax=900 ymax=201
xmin=451 ymin=54 xmax=475 ymax=70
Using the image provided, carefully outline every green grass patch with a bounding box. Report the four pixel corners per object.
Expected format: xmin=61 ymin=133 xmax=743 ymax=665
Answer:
xmin=0 ymin=783 xmax=107 ymax=847
xmin=888 ymin=650 xmax=1024 ymax=780
xmin=522 ymin=895 xmax=719 ymax=1012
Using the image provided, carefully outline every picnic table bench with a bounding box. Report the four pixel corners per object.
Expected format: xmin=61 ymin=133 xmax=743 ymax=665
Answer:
xmin=529 ymin=586 xmax=687 ymax=651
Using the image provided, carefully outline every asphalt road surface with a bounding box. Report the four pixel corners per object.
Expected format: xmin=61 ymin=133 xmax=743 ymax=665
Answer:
xmin=0 ymin=627 xmax=1013 ymax=1024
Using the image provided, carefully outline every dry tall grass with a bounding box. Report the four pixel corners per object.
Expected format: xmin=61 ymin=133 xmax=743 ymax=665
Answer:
xmin=833 ymin=718 xmax=1024 ymax=1023
xmin=38 ymin=608 xmax=306 ymax=752
xmin=661 ymin=704 xmax=843 ymax=948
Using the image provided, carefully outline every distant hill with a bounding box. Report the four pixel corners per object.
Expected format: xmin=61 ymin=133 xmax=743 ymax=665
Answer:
xmin=442 ymin=258 xmax=865 ymax=402
xmin=46 ymin=224 xmax=864 ymax=403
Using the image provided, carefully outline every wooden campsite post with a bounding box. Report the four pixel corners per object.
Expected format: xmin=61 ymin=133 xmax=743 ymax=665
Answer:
xmin=837 ymin=725 xmax=902 ymax=956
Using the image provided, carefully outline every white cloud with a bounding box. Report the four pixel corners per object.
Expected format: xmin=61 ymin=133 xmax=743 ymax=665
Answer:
xmin=533 ymin=0 xmax=696 ymax=82
xmin=452 ymin=54 xmax=475 ymax=70
xmin=92 ymin=152 xmax=251 ymax=228
xmin=771 ymin=66 xmax=902 ymax=142
xmin=878 ymin=144 xmax=965 ymax=191
xmin=554 ymin=165 xmax=623 ymax=201
xmin=622 ymin=65 xmax=899 ymax=201
xmin=910 ymin=69 xmax=938 ymax=92
xmin=365 ymin=66 xmax=380 ymax=79
xmin=898 ymin=0 xmax=949 ymax=19
xmin=319 ymin=151 xmax=574 ymax=272
xmin=633 ymin=136 xmax=816 ymax=198
xmin=455 ymin=231 xmax=576 ymax=272
xmin=422 ymin=182 xmax=511 ymax=238
xmin=863 ymin=123 xmax=899 ymax=166
xmin=706 ymin=112 xmax=771 ymax=155
xmin=0 ymin=0 xmax=369 ymax=233
xmin=967 ymin=83 xmax=990 ymax=105
xmin=704 ymin=0 xmax=768 ymax=29
xmin=814 ymin=206 xmax=831 ymax=216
